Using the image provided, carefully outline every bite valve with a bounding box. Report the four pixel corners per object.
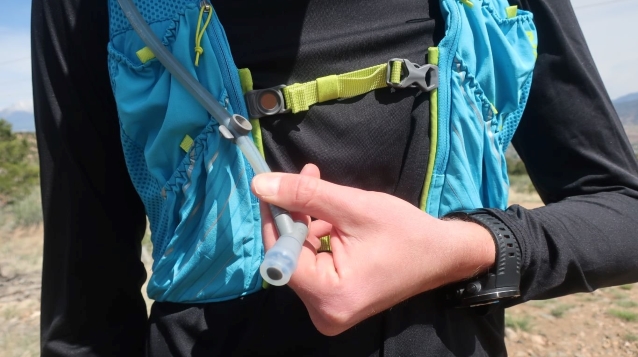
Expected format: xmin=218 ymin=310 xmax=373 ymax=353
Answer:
xmin=260 ymin=206 xmax=309 ymax=286
xmin=260 ymin=234 xmax=303 ymax=286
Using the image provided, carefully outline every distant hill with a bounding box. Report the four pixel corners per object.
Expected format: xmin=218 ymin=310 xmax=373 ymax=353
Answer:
xmin=1 ymin=94 xmax=637 ymax=136
xmin=614 ymin=92 xmax=638 ymax=126
xmin=0 ymin=110 xmax=34 ymax=132
xmin=615 ymin=92 xmax=638 ymax=104
xmin=0 ymin=102 xmax=34 ymax=132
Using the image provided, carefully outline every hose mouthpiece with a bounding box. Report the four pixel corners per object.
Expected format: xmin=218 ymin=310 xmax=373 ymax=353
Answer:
xmin=260 ymin=218 xmax=308 ymax=286
xmin=260 ymin=235 xmax=302 ymax=286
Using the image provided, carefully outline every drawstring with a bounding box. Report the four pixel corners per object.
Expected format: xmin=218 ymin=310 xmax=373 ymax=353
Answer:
xmin=194 ymin=2 xmax=212 ymax=66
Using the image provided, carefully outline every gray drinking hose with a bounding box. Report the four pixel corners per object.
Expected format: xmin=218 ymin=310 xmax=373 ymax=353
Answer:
xmin=117 ymin=0 xmax=308 ymax=286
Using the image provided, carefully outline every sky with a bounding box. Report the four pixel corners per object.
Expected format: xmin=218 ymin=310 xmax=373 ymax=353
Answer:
xmin=0 ymin=1 xmax=32 ymax=112
xmin=0 ymin=0 xmax=636 ymax=112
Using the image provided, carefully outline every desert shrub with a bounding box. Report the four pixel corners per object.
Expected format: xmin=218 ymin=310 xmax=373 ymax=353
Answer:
xmin=11 ymin=187 xmax=43 ymax=227
xmin=0 ymin=119 xmax=39 ymax=205
xmin=608 ymin=309 xmax=638 ymax=322
xmin=509 ymin=174 xmax=536 ymax=194
xmin=550 ymin=304 xmax=574 ymax=318
xmin=506 ymin=156 xmax=528 ymax=176
xmin=505 ymin=314 xmax=533 ymax=332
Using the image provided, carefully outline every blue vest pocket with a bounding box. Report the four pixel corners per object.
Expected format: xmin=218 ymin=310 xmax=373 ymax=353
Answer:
xmin=432 ymin=0 xmax=536 ymax=217
xmin=108 ymin=1 xmax=263 ymax=303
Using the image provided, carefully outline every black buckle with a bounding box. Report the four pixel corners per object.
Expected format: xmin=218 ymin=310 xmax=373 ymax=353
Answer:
xmin=244 ymin=85 xmax=290 ymax=118
xmin=386 ymin=58 xmax=439 ymax=92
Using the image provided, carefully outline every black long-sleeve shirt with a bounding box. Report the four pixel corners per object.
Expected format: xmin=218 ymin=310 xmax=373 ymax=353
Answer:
xmin=33 ymin=0 xmax=638 ymax=355
xmin=500 ymin=0 xmax=638 ymax=302
xmin=214 ymin=0 xmax=638 ymax=302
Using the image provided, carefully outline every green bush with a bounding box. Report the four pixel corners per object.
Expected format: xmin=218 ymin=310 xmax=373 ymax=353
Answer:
xmin=0 ymin=119 xmax=39 ymax=205
xmin=615 ymin=300 xmax=638 ymax=308
xmin=505 ymin=314 xmax=533 ymax=332
xmin=550 ymin=304 xmax=574 ymax=318
xmin=11 ymin=187 xmax=43 ymax=228
xmin=506 ymin=156 xmax=528 ymax=176
xmin=608 ymin=309 xmax=638 ymax=322
xmin=509 ymin=174 xmax=536 ymax=194
xmin=506 ymin=155 xmax=537 ymax=194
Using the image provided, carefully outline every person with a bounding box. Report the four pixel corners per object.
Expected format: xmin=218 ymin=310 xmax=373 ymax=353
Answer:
xmin=32 ymin=0 xmax=638 ymax=356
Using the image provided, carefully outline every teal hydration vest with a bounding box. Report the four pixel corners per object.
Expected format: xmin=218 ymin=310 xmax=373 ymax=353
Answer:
xmin=107 ymin=0 xmax=537 ymax=303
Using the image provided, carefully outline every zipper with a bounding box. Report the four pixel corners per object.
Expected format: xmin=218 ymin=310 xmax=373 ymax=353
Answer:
xmin=432 ymin=0 xmax=462 ymax=177
xmin=202 ymin=2 xmax=247 ymax=119
xmin=202 ymin=3 xmax=257 ymax=187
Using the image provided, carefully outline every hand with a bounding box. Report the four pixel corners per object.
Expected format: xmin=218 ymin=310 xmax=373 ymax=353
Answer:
xmin=251 ymin=164 xmax=495 ymax=336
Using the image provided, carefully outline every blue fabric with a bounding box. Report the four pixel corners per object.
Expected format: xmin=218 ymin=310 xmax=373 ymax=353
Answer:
xmin=107 ymin=1 xmax=263 ymax=303
xmin=426 ymin=0 xmax=537 ymax=217
xmin=106 ymin=0 xmax=536 ymax=303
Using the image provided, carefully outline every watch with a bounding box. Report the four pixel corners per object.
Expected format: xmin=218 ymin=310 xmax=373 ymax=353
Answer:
xmin=443 ymin=210 xmax=522 ymax=307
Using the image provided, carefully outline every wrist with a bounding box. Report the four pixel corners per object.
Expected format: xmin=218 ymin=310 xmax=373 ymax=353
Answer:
xmin=439 ymin=218 xmax=496 ymax=284
xmin=442 ymin=211 xmax=522 ymax=307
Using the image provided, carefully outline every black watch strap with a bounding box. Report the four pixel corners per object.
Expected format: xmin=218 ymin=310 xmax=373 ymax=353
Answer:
xmin=444 ymin=210 xmax=521 ymax=307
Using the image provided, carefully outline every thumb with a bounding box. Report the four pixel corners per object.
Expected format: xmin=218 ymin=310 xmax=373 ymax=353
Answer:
xmin=251 ymin=169 xmax=369 ymax=228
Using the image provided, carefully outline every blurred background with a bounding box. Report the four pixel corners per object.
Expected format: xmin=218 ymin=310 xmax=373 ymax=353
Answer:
xmin=0 ymin=0 xmax=637 ymax=356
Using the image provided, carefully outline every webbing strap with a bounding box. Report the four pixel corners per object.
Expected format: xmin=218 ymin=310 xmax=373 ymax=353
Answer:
xmin=180 ymin=134 xmax=194 ymax=152
xmin=136 ymin=46 xmax=155 ymax=64
xmin=506 ymin=5 xmax=518 ymax=18
xmin=282 ymin=62 xmax=403 ymax=114
xmin=391 ymin=61 xmax=402 ymax=84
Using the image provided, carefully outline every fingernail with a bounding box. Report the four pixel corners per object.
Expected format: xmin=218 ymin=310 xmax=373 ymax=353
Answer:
xmin=253 ymin=175 xmax=281 ymax=197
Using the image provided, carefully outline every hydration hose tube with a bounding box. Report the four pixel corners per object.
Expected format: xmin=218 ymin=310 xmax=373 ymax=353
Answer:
xmin=117 ymin=0 xmax=308 ymax=286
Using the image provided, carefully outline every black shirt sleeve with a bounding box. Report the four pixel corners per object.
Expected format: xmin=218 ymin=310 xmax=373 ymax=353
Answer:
xmin=32 ymin=0 xmax=148 ymax=355
xmin=487 ymin=0 xmax=638 ymax=303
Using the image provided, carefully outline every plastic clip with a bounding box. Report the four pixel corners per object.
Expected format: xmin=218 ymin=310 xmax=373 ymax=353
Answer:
xmin=386 ymin=58 xmax=439 ymax=92
xmin=244 ymin=85 xmax=290 ymax=118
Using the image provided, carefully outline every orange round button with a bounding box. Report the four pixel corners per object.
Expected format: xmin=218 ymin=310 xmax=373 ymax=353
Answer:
xmin=259 ymin=91 xmax=279 ymax=111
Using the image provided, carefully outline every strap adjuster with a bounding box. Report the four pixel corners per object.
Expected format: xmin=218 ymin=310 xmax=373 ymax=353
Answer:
xmin=245 ymin=85 xmax=290 ymax=118
xmin=386 ymin=58 xmax=439 ymax=92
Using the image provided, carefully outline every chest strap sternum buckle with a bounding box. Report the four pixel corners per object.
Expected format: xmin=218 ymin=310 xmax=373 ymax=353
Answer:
xmin=386 ymin=58 xmax=439 ymax=92
xmin=244 ymin=58 xmax=439 ymax=118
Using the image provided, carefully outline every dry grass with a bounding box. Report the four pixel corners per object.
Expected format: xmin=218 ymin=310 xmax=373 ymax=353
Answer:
xmin=550 ymin=304 xmax=574 ymax=318
xmin=505 ymin=314 xmax=533 ymax=332
xmin=0 ymin=225 xmax=43 ymax=357
xmin=608 ymin=309 xmax=638 ymax=322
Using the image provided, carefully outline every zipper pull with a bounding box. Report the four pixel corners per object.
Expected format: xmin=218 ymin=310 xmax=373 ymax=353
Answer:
xmin=200 ymin=0 xmax=211 ymax=12
xmin=194 ymin=1 xmax=213 ymax=66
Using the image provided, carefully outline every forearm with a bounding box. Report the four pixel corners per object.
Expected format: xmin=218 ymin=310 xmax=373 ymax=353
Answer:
xmin=492 ymin=0 xmax=638 ymax=303
xmin=489 ymin=191 xmax=638 ymax=303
